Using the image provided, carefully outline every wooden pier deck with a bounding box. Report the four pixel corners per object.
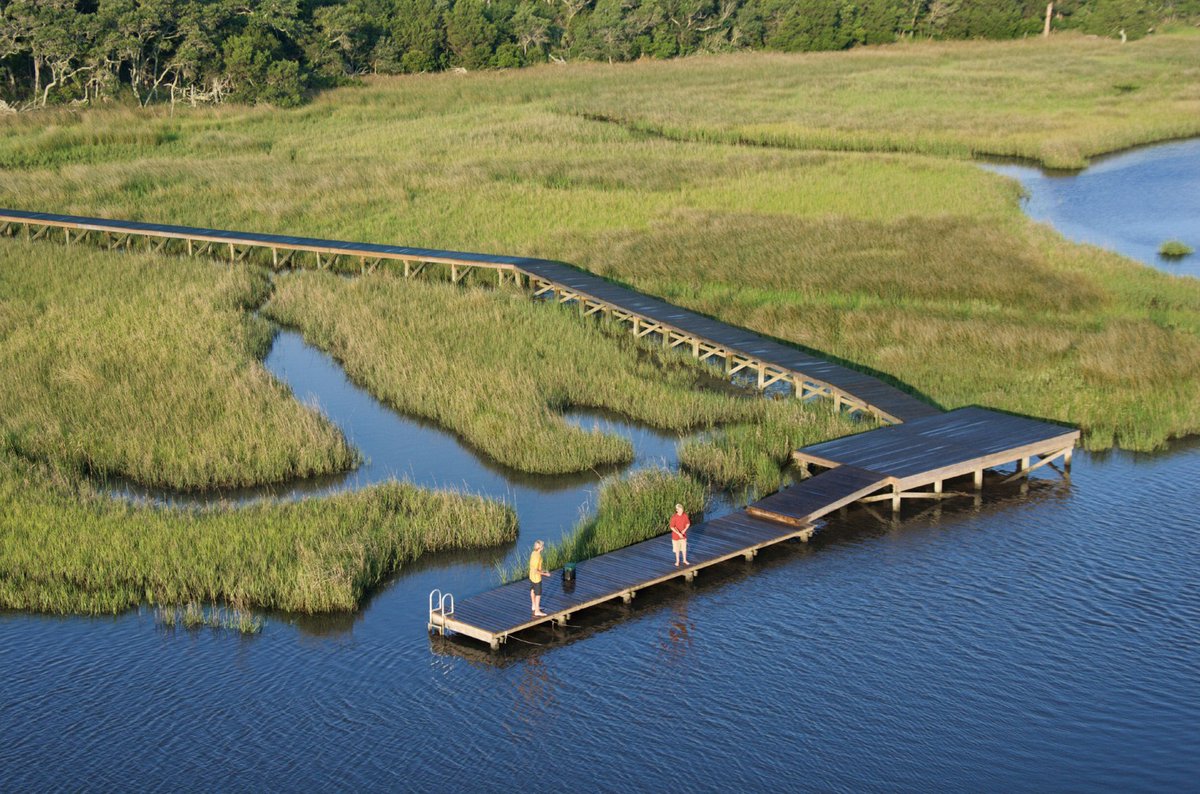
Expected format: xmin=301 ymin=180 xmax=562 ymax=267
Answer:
xmin=432 ymin=409 xmax=1078 ymax=649
xmin=0 ymin=208 xmax=1082 ymax=651
xmin=433 ymin=466 xmax=892 ymax=649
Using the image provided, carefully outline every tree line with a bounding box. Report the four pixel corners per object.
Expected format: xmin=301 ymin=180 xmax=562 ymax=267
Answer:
xmin=1 ymin=0 xmax=1196 ymax=110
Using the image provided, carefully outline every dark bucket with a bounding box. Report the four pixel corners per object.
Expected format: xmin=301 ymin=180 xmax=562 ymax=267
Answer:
xmin=562 ymin=562 xmax=576 ymax=582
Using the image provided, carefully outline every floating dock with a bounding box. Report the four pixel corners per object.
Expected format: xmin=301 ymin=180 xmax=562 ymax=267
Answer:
xmin=0 ymin=209 xmax=1081 ymax=651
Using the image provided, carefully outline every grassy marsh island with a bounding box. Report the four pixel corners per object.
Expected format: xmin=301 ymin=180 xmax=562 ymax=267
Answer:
xmin=0 ymin=243 xmax=354 ymax=490
xmin=0 ymin=448 xmax=516 ymax=614
xmin=1160 ymin=240 xmax=1195 ymax=258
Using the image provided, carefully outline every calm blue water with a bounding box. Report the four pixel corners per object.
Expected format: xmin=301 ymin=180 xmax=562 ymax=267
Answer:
xmin=3 ymin=144 xmax=1200 ymax=791
xmin=984 ymin=138 xmax=1200 ymax=278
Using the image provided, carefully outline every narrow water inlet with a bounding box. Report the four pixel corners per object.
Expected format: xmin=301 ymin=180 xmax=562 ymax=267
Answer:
xmin=110 ymin=325 xmax=739 ymax=575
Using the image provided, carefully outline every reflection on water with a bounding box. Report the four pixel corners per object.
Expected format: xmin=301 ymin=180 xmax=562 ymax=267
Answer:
xmin=982 ymin=138 xmax=1200 ymax=277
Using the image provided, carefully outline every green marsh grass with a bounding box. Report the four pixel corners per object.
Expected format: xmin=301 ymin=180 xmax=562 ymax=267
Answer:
xmin=0 ymin=447 xmax=517 ymax=614
xmin=156 ymin=604 xmax=264 ymax=634
xmin=502 ymin=468 xmax=705 ymax=582
xmin=680 ymin=401 xmax=877 ymax=495
xmin=1160 ymin=240 xmax=1194 ymax=258
xmin=264 ymin=271 xmax=817 ymax=474
xmin=3 ymin=35 xmax=1198 ymax=450
xmin=557 ymin=35 xmax=1200 ymax=171
xmin=0 ymin=242 xmax=355 ymax=489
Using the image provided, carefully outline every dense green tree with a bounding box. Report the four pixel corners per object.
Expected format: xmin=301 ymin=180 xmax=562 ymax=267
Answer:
xmin=0 ymin=0 xmax=1195 ymax=109
xmin=444 ymin=0 xmax=500 ymax=68
xmin=1074 ymin=0 xmax=1158 ymax=39
xmin=766 ymin=0 xmax=852 ymax=51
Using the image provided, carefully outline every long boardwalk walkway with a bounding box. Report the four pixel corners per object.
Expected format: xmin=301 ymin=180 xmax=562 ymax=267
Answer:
xmin=0 ymin=208 xmax=936 ymax=424
xmin=0 ymin=209 xmax=1080 ymax=651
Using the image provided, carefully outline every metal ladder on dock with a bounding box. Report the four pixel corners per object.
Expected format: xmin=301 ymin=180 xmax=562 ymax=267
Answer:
xmin=427 ymin=589 xmax=455 ymax=636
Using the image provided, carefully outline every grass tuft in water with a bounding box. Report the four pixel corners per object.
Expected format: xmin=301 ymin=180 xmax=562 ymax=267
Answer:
xmin=1160 ymin=240 xmax=1194 ymax=258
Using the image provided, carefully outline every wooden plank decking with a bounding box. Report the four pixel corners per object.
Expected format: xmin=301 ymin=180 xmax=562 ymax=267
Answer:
xmin=794 ymin=407 xmax=1080 ymax=491
xmin=0 ymin=208 xmax=1083 ymax=651
xmin=433 ymin=468 xmax=891 ymax=648
xmin=434 ymin=408 xmax=1078 ymax=649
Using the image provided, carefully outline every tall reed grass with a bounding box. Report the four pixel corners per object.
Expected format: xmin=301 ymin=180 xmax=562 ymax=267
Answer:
xmin=0 ymin=447 xmax=517 ymax=614
xmin=264 ymin=271 xmax=816 ymax=474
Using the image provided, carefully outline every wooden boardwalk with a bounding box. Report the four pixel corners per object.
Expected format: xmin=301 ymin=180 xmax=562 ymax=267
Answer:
xmin=434 ymin=467 xmax=891 ymax=648
xmin=0 ymin=208 xmax=937 ymax=424
xmin=432 ymin=407 xmax=1078 ymax=649
xmin=0 ymin=208 xmax=1081 ymax=651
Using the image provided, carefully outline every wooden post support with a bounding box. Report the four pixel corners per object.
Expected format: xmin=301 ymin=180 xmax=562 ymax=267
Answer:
xmin=742 ymin=549 xmax=757 ymax=562
xmin=974 ymin=469 xmax=983 ymax=490
xmin=891 ymin=484 xmax=902 ymax=514
xmin=692 ymin=339 xmax=700 ymax=357
xmin=404 ymin=261 xmax=411 ymax=278
xmin=1019 ymin=457 xmax=1030 ymax=472
xmin=187 ymin=239 xmax=193 ymax=256
xmin=228 ymin=243 xmax=235 ymax=263
xmin=1043 ymin=2 xmax=1053 ymax=36
xmin=272 ymin=248 xmax=278 ymax=268
xmin=798 ymin=462 xmax=810 ymax=480
xmin=489 ymin=638 xmax=501 ymax=651
xmin=451 ymin=265 xmax=459 ymax=284
xmin=797 ymin=527 xmax=815 ymax=543
xmin=553 ymin=614 xmax=570 ymax=627
xmin=621 ymin=591 xmax=635 ymax=604
xmin=757 ymin=364 xmax=766 ymax=390
xmin=934 ymin=480 xmax=943 ymax=495
xmin=1063 ymin=447 xmax=1073 ymax=472
xmin=684 ymin=570 xmax=697 ymax=583
xmin=64 ymin=229 xmax=70 ymax=245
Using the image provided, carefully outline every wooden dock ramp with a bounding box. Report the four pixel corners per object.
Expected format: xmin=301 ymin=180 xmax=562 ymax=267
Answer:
xmin=746 ymin=466 xmax=888 ymax=526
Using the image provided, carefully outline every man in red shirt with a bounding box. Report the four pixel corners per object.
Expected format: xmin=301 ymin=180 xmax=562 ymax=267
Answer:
xmin=669 ymin=503 xmax=691 ymax=567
